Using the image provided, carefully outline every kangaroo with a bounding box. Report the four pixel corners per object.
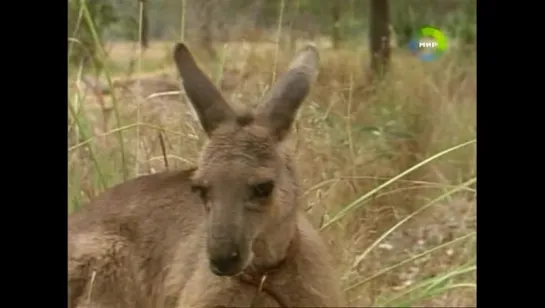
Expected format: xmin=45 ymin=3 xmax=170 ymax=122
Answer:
xmin=68 ymin=43 xmax=345 ymax=308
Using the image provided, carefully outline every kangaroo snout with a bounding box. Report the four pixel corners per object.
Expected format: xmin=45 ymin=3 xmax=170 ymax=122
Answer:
xmin=208 ymin=241 xmax=246 ymax=276
xmin=209 ymin=248 xmax=241 ymax=276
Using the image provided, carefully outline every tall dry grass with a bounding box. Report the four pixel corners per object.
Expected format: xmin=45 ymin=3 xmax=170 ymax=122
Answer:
xmin=68 ymin=2 xmax=476 ymax=306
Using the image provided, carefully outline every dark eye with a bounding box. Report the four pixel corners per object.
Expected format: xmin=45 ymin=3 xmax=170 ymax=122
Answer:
xmin=250 ymin=181 xmax=275 ymax=199
xmin=191 ymin=185 xmax=209 ymax=202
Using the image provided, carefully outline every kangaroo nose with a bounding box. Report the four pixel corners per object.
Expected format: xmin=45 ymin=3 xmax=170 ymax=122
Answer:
xmin=209 ymin=249 xmax=241 ymax=276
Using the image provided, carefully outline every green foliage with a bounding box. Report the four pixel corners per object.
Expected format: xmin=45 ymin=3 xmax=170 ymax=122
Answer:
xmin=68 ymin=0 xmax=118 ymax=67
xmin=258 ymin=0 xmax=477 ymax=45
xmin=67 ymin=0 xmax=477 ymax=50
xmin=390 ymin=0 xmax=476 ymax=45
xmin=105 ymin=15 xmax=139 ymax=42
xmin=442 ymin=1 xmax=477 ymax=45
xmin=103 ymin=0 xmax=140 ymax=41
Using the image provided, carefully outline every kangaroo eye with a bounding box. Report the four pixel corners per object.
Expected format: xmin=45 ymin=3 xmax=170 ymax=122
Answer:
xmin=250 ymin=181 xmax=275 ymax=199
xmin=191 ymin=185 xmax=209 ymax=202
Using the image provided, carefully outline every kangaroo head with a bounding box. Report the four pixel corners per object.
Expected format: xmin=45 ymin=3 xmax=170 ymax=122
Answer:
xmin=173 ymin=43 xmax=319 ymax=276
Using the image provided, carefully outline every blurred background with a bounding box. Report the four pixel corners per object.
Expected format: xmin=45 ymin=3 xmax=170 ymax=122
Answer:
xmin=68 ymin=0 xmax=476 ymax=306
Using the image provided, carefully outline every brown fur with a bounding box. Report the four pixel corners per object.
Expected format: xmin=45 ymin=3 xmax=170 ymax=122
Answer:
xmin=68 ymin=43 xmax=345 ymax=308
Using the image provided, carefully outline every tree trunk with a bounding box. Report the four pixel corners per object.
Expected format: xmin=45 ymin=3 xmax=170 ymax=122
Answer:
xmin=139 ymin=0 xmax=149 ymax=50
xmin=369 ymin=0 xmax=390 ymax=80
xmin=332 ymin=1 xmax=342 ymax=49
xmin=287 ymin=0 xmax=301 ymax=53
xmin=197 ymin=0 xmax=217 ymax=59
xmin=251 ymin=0 xmax=265 ymax=28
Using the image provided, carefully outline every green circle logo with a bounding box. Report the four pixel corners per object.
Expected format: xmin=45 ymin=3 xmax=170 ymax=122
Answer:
xmin=408 ymin=26 xmax=448 ymax=61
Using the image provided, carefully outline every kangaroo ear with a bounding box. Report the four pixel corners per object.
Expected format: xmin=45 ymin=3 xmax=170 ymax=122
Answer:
xmin=255 ymin=44 xmax=320 ymax=141
xmin=173 ymin=43 xmax=235 ymax=136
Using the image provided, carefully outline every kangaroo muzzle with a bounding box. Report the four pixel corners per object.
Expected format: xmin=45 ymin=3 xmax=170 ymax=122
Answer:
xmin=208 ymin=239 xmax=244 ymax=276
xmin=207 ymin=221 xmax=250 ymax=276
